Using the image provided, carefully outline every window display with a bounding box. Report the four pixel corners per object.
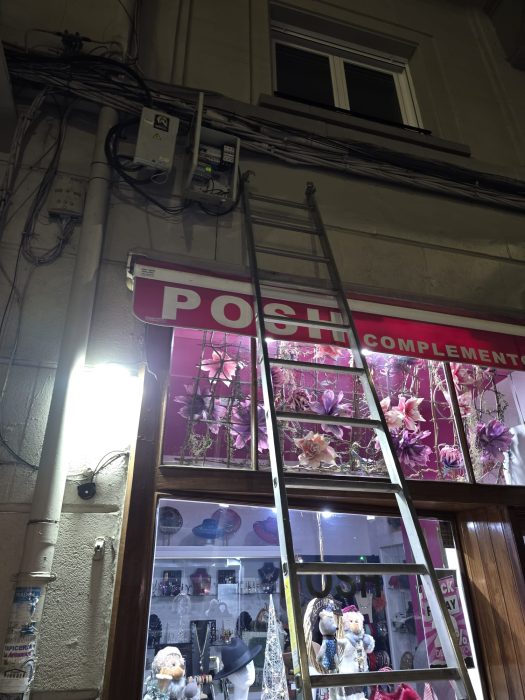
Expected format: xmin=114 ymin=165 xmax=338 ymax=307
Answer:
xmin=142 ymin=500 xmax=484 ymax=700
xmin=162 ymin=328 xmax=525 ymax=485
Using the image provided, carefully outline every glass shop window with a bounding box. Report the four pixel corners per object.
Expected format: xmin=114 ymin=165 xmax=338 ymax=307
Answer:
xmin=142 ymin=499 xmax=485 ymax=700
xmin=162 ymin=330 xmax=525 ymax=485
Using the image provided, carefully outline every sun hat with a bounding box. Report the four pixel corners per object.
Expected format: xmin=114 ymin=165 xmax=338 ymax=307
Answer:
xmin=253 ymin=516 xmax=279 ymax=545
xmin=192 ymin=518 xmax=225 ymax=540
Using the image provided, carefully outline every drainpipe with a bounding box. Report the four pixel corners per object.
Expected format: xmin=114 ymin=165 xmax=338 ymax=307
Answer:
xmin=0 ymin=105 xmax=117 ymax=699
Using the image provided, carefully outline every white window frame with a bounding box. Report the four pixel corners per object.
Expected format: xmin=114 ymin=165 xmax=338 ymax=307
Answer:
xmin=272 ymin=28 xmax=423 ymax=129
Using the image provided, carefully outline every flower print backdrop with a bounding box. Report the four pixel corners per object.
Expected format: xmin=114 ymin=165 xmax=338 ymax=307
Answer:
xmin=162 ymin=329 xmax=522 ymax=483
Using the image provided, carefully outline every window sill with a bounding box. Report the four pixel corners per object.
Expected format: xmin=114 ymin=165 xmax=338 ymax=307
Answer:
xmin=258 ymin=93 xmax=471 ymax=158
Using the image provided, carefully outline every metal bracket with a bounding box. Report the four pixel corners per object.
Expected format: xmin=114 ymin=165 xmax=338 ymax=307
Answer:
xmin=93 ymin=537 xmax=106 ymax=560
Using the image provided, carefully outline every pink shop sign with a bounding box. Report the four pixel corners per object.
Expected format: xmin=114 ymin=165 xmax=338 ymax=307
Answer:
xmin=131 ymin=259 xmax=525 ymax=369
xmin=418 ymin=574 xmax=473 ymax=665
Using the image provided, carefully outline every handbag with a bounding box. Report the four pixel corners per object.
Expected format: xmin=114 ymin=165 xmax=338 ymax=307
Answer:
xmin=369 ymin=683 xmax=421 ymax=700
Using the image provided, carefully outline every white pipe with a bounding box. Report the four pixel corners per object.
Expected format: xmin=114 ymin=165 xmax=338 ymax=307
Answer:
xmin=0 ymin=105 xmax=117 ymax=698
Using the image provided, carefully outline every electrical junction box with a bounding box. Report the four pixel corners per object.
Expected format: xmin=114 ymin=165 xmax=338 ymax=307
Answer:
xmin=184 ymin=94 xmax=240 ymax=206
xmin=134 ymin=107 xmax=179 ymax=172
xmin=47 ymin=174 xmax=86 ymax=218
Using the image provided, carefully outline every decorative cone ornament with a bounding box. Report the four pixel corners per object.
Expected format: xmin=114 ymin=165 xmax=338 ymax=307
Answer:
xmin=261 ymin=595 xmax=289 ymax=700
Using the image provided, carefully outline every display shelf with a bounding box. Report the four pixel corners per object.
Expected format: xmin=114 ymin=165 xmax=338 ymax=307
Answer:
xmin=155 ymin=545 xmax=281 ymax=559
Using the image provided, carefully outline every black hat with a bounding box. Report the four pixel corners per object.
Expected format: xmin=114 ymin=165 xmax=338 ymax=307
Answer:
xmin=214 ymin=637 xmax=262 ymax=680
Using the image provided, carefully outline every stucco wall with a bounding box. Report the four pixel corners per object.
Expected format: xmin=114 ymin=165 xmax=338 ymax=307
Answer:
xmin=0 ymin=0 xmax=525 ymax=697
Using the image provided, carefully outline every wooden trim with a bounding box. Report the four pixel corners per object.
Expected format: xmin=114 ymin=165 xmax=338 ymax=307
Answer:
xmin=101 ymin=367 xmax=145 ymax=699
xmin=103 ymin=325 xmax=172 ymax=700
xmin=457 ymin=506 xmax=525 ymax=700
xmin=157 ymin=465 xmax=525 ymax=512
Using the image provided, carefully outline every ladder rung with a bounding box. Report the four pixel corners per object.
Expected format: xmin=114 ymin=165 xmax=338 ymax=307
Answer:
xmin=275 ymin=411 xmax=383 ymax=430
xmin=260 ymin=277 xmax=339 ymax=297
xmin=295 ymin=562 xmax=427 ymax=576
xmin=285 ymin=476 xmax=400 ymax=493
xmin=255 ymin=245 xmax=329 ymax=263
xmin=250 ymin=194 xmax=310 ymax=209
xmin=270 ymin=358 xmax=364 ymax=376
xmin=251 ymin=216 xmax=318 ymax=234
xmin=309 ymin=667 xmax=460 ymax=689
xmin=263 ymin=314 xmax=348 ymax=332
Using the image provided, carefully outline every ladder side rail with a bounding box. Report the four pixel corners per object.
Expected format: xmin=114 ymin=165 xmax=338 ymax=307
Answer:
xmin=305 ymin=184 xmax=475 ymax=700
xmin=242 ymin=186 xmax=313 ymax=699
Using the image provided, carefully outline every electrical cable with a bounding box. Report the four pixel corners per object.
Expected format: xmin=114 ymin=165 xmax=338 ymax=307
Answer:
xmin=116 ymin=0 xmax=139 ymax=64
xmin=197 ymin=168 xmax=243 ymax=216
xmin=91 ymin=449 xmax=129 ymax=480
xmin=5 ymin=46 xmax=525 ymax=212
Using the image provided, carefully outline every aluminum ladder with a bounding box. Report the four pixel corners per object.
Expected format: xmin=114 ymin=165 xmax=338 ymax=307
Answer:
xmin=242 ymin=181 xmax=476 ymax=700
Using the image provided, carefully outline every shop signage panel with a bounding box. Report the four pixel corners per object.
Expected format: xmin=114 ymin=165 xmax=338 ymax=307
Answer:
xmin=418 ymin=574 xmax=473 ymax=665
xmin=132 ymin=260 xmax=525 ymax=369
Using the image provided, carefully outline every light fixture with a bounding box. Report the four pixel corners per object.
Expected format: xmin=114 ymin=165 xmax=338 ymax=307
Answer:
xmin=321 ymin=510 xmax=333 ymax=519
xmin=64 ymin=363 xmax=143 ymax=473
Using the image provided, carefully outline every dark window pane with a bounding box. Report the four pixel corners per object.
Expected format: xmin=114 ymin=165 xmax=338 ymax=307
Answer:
xmin=275 ymin=43 xmax=334 ymax=107
xmin=344 ymin=62 xmax=403 ymax=124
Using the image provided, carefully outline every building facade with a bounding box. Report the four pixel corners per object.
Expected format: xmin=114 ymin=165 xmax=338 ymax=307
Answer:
xmin=1 ymin=1 xmax=525 ymax=699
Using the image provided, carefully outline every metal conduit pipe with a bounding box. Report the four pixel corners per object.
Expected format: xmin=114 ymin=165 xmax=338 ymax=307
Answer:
xmin=0 ymin=105 xmax=117 ymax=699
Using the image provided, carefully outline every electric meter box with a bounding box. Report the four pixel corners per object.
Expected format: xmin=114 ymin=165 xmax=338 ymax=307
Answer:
xmin=134 ymin=107 xmax=179 ymax=171
xmin=184 ymin=95 xmax=240 ymax=206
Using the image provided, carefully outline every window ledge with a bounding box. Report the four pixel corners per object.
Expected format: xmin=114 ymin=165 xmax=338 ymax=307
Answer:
xmin=258 ymin=93 xmax=471 ymax=158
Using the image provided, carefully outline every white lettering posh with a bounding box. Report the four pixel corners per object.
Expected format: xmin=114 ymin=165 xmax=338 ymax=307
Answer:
xmin=162 ymin=287 xmax=200 ymax=320
xmin=507 ymin=354 xmax=519 ymax=366
xmin=445 ymin=344 xmax=459 ymax=359
xmin=363 ymin=333 xmax=378 ymax=348
xmin=304 ymin=308 xmax=344 ymax=342
xmin=210 ymin=295 xmax=252 ymax=329
xmin=431 ymin=342 xmax=445 ymax=357
xmin=417 ymin=340 xmax=429 ymax=354
xmin=264 ymin=302 xmax=297 ymax=335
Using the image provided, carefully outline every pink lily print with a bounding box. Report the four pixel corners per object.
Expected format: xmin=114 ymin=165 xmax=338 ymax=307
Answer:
xmin=380 ymin=396 xmax=404 ymax=431
xmin=200 ymin=350 xmax=242 ymax=387
xmin=397 ymin=396 xmax=425 ymax=431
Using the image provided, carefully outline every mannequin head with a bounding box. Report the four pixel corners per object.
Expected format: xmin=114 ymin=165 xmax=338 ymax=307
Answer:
xmin=227 ymin=660 xmax=255 ymax=688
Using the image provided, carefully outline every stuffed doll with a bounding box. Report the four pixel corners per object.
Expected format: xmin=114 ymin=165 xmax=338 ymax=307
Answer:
xmin=339 ymin=606 xmax=375 ymax=700
xmin=316 ymin=608 xmax=340 ymax=672
xmin=144 ymin=646 xmax=187 ymax=700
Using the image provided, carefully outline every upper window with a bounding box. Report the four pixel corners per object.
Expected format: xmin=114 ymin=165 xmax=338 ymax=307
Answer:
xmin=273 ymin=32 xmax=421 ymax=129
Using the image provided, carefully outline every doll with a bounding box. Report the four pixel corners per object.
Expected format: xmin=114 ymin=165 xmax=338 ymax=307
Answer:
xmin=339 ymin=607 xmax=375 ymax=700
xmin=144 ymin=646 xmax=187 ymax=700
xmin=317 ymin=608 xmax=340 ymax=672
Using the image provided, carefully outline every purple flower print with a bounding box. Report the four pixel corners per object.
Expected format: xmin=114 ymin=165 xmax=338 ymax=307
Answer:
xmin=309 ymin=389 xmax=352 ymax=439
xmin=439 ymin=445 xmax=464 ymax=471
xmin=286 ymin=387 xmax=312 ymax=413
xmin=475 ymin=419 xmax=512 ymax=462
xmin=230 ymin=399 xmax=268 ymax=452
xmin=174 ymin=385 xmax=226 ymax=434
xmin=390 ymin=429 xmax=432 ymax=472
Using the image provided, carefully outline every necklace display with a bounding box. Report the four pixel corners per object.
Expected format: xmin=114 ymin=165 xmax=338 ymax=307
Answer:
xmin=192 ymin=621 xmax=211 ymax=674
